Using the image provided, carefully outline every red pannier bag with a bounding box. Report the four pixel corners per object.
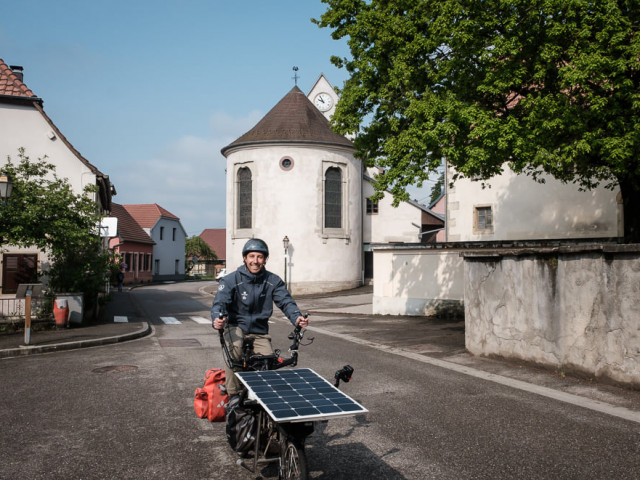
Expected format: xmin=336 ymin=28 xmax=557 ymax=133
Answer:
xmin=194 ymin=368 xmax=228 ymax=422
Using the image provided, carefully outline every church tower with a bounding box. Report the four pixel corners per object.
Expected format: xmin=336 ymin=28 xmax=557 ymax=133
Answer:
xmin=221 ymin=86 xmax=362 ymax=294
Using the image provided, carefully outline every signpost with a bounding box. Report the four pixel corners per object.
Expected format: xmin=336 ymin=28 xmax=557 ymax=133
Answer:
xmin=16 ymin=283 xmax=43 ymax=346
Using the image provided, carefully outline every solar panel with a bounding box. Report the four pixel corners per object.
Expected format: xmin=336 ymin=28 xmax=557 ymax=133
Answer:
xmin=236 ymin=368 xmax=368 ymax=423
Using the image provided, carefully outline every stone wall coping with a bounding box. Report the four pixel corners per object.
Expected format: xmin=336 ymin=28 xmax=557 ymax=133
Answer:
xmin=460 ymin=243 xmax=640 ymax=258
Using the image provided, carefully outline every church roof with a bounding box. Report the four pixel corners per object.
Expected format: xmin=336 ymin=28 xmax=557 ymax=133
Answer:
xmin=221 ymin=86 xmax=353 ymax=155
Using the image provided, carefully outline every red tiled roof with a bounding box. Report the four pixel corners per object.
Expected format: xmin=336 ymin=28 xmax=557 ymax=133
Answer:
xmin=0 ymin=59 xmax=36 ymax=97
xmin=123 ymin=204 xmax=179 ymax=228
xmin=221 ymin=86 xmax=354 ymax=155
xmin=110 ymin=203 xmax=155 ymax=244
xmin=199 ymin=228 xmax=226 ymax=261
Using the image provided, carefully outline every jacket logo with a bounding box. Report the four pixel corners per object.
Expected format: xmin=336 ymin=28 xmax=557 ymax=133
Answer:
xmin=241 ymin=291 xmax=248 ymax=301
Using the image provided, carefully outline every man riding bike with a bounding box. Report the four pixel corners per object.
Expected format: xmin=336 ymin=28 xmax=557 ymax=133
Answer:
xmin=210 ymin=238 xmax=309 ymax=398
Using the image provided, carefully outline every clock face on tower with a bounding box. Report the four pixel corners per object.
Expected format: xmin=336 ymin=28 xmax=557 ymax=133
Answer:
xmin=314 ymin=92 xmax=334 ymax=112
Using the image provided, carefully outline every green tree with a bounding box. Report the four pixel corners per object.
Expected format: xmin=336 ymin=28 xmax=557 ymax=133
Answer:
xmin=1 ymin=149 xmax=109 ymax=316
xmin=185 ymin=235 xmax=217 ymax=273
xmin=315 ymin=0 xmax=640 ymax=242
xmin=429 ymin=169 xmax=445 ymax=206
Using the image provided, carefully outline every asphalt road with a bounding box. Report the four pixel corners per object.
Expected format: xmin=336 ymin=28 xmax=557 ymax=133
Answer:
xmin=1 ymin=281 xmax=639 ymax=479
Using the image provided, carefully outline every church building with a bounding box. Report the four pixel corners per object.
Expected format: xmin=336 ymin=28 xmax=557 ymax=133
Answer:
xmin=221 ymin=79 xmax=362 ymax=294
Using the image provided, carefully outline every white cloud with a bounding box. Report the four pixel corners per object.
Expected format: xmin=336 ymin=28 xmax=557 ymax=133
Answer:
xmin=111 ymin=110 xmax=263 ymax=236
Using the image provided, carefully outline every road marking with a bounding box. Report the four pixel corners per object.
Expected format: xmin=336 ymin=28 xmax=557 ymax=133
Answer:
xmin=160 ymin=316 xmax=181 ymax=325
xmin=114 ymin=316 xmax=128 ymax=323
xmin=191 ymin=316 xmax=210 ymax=324
xmin=305 ymin=324 xmax=640 ymax=425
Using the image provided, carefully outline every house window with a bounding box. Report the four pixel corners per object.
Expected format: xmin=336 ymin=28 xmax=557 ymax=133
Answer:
xmin=175 ymin=259 xmax=180 ymax=275
xmin=154 ymin=259 xmax=160 ymax=275
xmin=366 ymin=198 xmax=379 ymax=215
xmin=474 ymin=205 xmax=494 ymax=233
xmin=125 ymin=253 xmax=131 ymax=271
xmin=160 ymin=226 xmax=164 ymax=240
xmin=324 ymin=167 xmax=342 ymax=228
xmin=1 ymin=254 xmax=37 ymax=294
xmin=172 ymin=228 xmax=176 ymax=241
xmin=237 ymin=167 xmax=252 ymax=229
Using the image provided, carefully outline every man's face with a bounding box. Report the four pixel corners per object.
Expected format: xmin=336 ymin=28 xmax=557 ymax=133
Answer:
xmin=244 ymin=252 xmax=266 ymax=274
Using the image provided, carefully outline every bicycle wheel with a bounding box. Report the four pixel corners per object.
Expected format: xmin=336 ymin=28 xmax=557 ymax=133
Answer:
xmin=279 ymin=439 xmax=308 ymax=480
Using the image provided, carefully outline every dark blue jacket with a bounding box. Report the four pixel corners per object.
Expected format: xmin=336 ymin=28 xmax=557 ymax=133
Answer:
xmin=210 ymin=264 xmax=301 ymax=334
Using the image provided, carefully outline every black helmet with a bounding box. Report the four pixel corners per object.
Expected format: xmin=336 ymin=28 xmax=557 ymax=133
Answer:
xmin=242 ymin=238 xmax=269 ymax=257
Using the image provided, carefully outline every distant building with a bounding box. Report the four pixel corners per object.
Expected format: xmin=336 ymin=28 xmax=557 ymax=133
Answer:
xmin=109 ymin=203 xmax=155 ymax=285
xmin=196 ymin=228 xmax=226 ymax=276
xmin=123 ymin=204 xmax=187 ymax=281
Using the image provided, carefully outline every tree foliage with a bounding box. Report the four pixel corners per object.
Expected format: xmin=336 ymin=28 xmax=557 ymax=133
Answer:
xmin=1 ymin=148 xmax=102 ymax=255
xmin=314 ymin=0 xmax=640 ymax=241
xmin=1 ymin=149 xmax=109 ymax=313
xmin=185 ymin=235 xmax=217 ymax=273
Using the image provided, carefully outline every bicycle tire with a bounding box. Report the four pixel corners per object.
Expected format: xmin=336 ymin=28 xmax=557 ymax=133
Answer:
xmin=279 ymin=439 xmax=308 ymax=480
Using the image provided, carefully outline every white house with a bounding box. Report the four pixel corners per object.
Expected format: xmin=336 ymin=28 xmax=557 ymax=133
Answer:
xmin=122 ymin=204 xmax=187 ymax=282
xmin=0 ymin=60 xmax=114 ymax=295
xmin=445 ymin=164 xmax=621 ymax=242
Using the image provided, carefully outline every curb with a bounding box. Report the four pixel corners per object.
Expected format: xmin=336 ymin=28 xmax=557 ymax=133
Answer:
xmin=0 ymin=322 xmax=152 ymax=359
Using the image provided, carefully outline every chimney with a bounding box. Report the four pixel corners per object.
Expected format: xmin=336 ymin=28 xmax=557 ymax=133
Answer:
xmin=9 ymin=65 xmax=24 ymax=82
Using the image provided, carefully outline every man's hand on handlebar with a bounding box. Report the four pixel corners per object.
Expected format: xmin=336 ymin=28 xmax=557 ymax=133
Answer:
xmin=213 ymin=314 xmax=226 ymax=330
xmin=295 ymin=314 xmax=309 ymax=328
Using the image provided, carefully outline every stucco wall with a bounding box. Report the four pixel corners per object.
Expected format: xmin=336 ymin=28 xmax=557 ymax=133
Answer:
xmin=464 ymin=245 xmax=640 ymax=387
xmin=363 ymin=178 xmax=424 ymax=244
xmin=150 ymin=218 xmax=186 ymax=280
xmin=447 ymin=164 xmax=620 ymax=242
xmin=225 ymin=144 xmax=362 ymax=294
xmin=372 ymin=246 xmax=465 ymax=316
xmin=0 ymin=104 xmax=98 ymax=196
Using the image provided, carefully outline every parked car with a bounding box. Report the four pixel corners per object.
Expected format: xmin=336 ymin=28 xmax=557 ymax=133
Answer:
xmin=215 ymin=268 xmax=227 ymax=280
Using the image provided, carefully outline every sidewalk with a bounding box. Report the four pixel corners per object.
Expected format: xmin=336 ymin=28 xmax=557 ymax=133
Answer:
xmin=0 ymin=289 xmax=150 ymax=359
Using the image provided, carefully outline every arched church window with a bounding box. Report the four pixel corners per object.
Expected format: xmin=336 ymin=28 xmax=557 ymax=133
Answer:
xmin=324 ymin=167 xmax=342 ymax=228
xmin=237 ymin=167 xmax=252 ymax=229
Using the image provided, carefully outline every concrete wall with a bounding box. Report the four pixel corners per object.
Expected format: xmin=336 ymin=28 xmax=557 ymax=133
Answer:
xmin=373 ymin=245 xmax=465 ymax=316
xmin=464 ymin=245 xmax=640 ymax=388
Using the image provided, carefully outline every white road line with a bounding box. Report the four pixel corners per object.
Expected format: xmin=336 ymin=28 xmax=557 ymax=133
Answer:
xmin=305 ymin=324 xmax=640 ymax=425
xmin=191 ymin=316 xmax=210 ymax=324
xmin=160 ymin=316 xmax=181 ymax=325
xmin=114 ymin=316 xmax=128 ymax=323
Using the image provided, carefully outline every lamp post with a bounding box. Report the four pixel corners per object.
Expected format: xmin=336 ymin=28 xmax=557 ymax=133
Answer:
xmin=283 ymin=235 xmax=290 ymax=290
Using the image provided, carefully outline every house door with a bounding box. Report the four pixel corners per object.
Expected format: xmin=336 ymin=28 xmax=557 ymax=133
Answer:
xmin=2 ymin=254 xmax=38 ymax=294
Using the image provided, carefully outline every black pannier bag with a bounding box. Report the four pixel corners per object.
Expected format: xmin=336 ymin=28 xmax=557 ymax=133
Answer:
xmin=225 ymin=395 xmax=256 ymax=452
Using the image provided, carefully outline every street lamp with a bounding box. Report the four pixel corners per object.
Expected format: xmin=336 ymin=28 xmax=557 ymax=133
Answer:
xmin=283 ymin=235 xmax=290 ymax=290
xmin=0 ymin=172 xmax=13 ymax=200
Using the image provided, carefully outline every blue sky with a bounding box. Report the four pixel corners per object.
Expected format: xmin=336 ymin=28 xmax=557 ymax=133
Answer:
xmin=2 ymin=0 xmax=432 ymax=236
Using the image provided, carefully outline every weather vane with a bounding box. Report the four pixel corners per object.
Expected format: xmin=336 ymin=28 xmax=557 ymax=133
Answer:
xmin=292 ymin=66 xmax=299 ymax=85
